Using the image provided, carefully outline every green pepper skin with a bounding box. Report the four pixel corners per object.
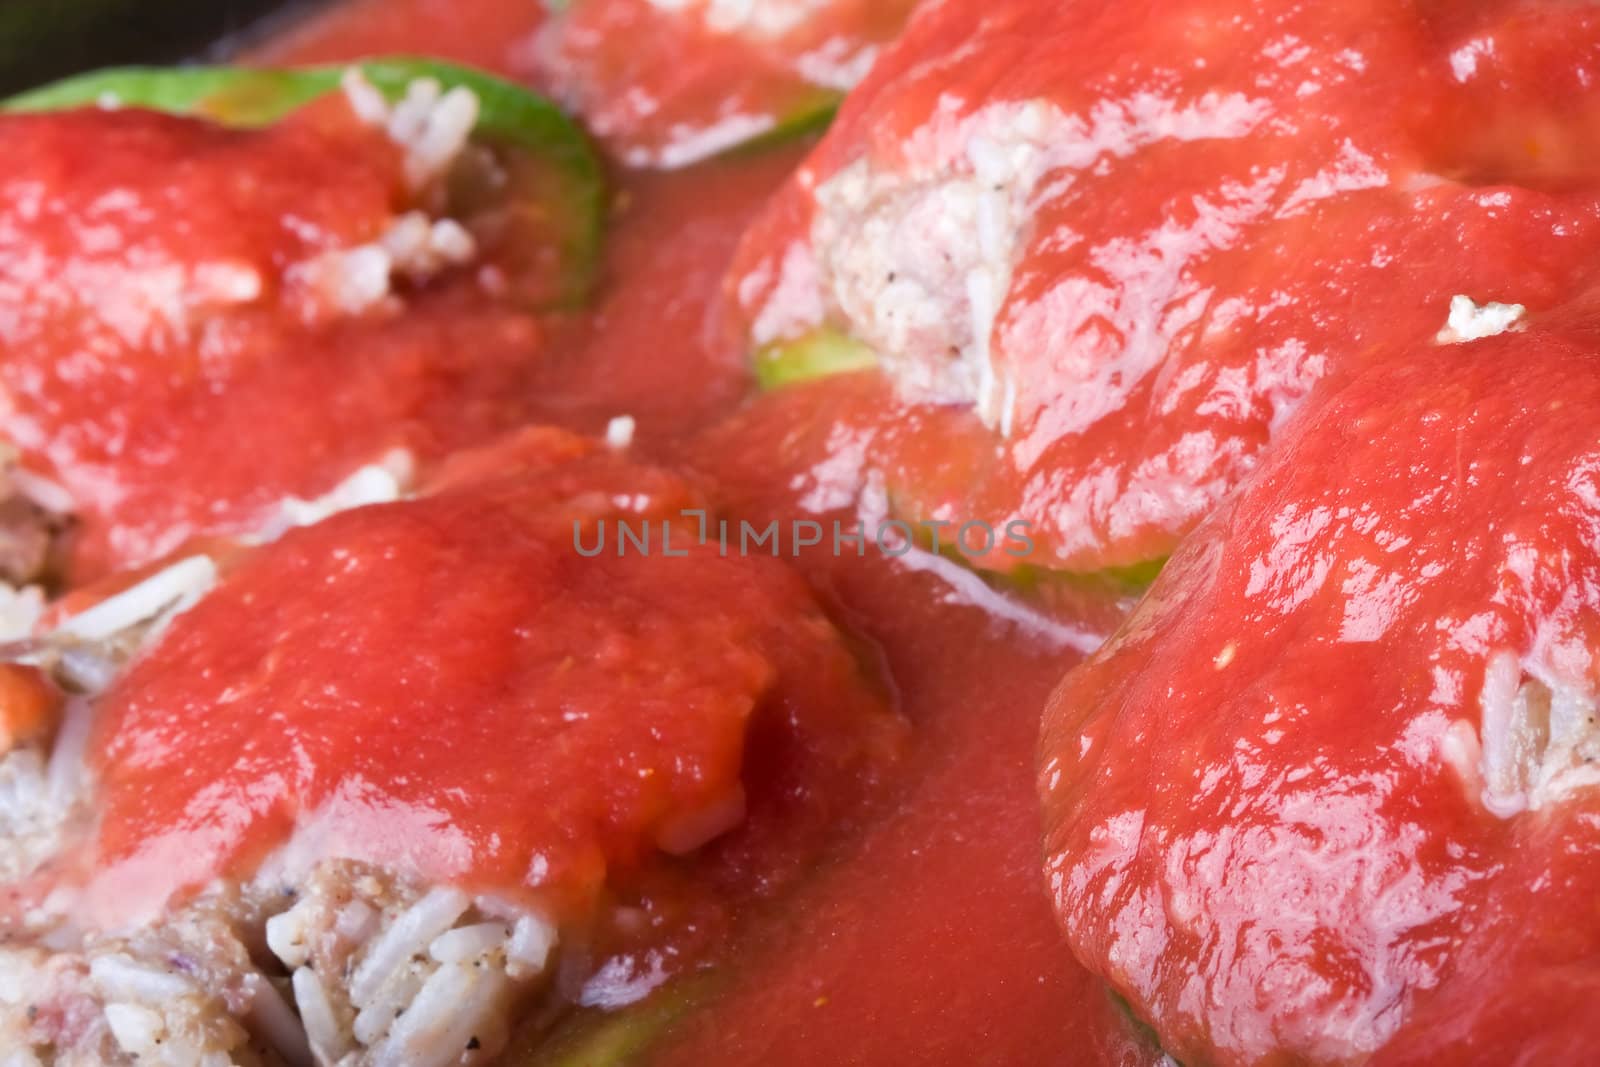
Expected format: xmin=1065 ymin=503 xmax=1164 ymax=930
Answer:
xmin=754 ymin=329 xmax=879 ymax=391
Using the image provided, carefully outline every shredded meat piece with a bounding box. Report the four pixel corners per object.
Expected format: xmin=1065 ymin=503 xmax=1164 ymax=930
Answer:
xmin=0 ymin=495 xmax=59 ymax=587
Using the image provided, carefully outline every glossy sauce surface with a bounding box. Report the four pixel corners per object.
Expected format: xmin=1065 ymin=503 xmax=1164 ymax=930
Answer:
xmin=260 ymin=0 xmax=916 ymax=171
xmin=0 ymin=101 xmax=546 ymax=579
xmin=535 ymin=0 xmax=916 ymax=168
xmin=599 ymin=383 xmax=1160 ymax=1066
xmin=37 ymin=0 xmax=1593 ymax=1062
xmin=70 ymin=2 xmax=1199 ymax=1060
xmin=1040 ymin=322 xmax=1600 ymax=1065
xmin=263 ymin=0 xmax=833 ymax=448
xmin=240 ymin=2 xmax=1600 ymax=1063
xmin=732 ymin=0 xmax=1600 ymax=572
xmin=83 ymin=431 xmax=903 ymax=926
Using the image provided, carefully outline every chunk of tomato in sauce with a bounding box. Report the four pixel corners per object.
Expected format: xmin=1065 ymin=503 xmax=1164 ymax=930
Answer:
xmin=76 ymin=430 xmax=903 ymax=927
xmin=1040 ymin=317 xmax=1600 ymax=1065
xmin=731 ymin=0 xmax=1600 ymax=574
xmin=0 ymin=99 xmax=547 ymax=581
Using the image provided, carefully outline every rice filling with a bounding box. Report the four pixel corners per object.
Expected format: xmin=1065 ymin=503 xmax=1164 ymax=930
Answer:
xmin=0 ymin=862 xmax=559 ymax=1067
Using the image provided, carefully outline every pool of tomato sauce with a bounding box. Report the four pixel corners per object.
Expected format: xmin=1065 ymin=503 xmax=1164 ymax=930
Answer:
xmin=644 ymin=410 xmax=1161 ymax=1067
xmin=236 ymin=4 xmax=1159 ymax=1063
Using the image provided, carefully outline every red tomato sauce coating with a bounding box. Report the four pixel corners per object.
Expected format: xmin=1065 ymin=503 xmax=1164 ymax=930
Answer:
xmin=252 ymin=0 xmax=553 ymax=76
xmin=730 ymin=0 xmax=1600 ymax=573
xmin=261 ymin=0 xmax=916 ymax=171
xmin=534 ymin=0 xmax=916 ymax=168
xmin=0 ymin=101 xmax=545 ymax=580
xmin=1040 ymin=317 xmax=1600 ymax=1065
xmin=80 ymin=431 xmax=902 ymax=926
xmin=643 ymin=521 xmax=1161 ymax=1067
xmin=45 ymin=0 xmax=1600 ymax=1063
xmin=530 ymin=147 xmax=817 ymax=443
xmin=565 ymin=380 xmax=1155 ymax=1066
xmin=263 ymin=4 xmax=833 ymax=445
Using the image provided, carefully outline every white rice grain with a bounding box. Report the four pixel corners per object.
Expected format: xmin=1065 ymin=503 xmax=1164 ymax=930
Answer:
xmin=505 ymin=913 xmax=558 ymax=980
xmin=264 ymin=910 xmax=311 ymax=971
xmin=335 ymin=898 xmax=380 ymax=944
xmin=55 ymin=555 xmax=217 ymax=644
xmin=428 ymin=922 xmax=507 ymax=964
xmin=1435 ymin=294 xmax=1527 ymax=344
xmin=342 ymin=70 xmax=481 ymax=192
xmin=371 ymin=962 xmax=507 ymax=1067
xmin=605 ymin=416 xmax=637 ymax=451
xmin=44 ymin=697 xmax=91 ymax=807
xmin=293 ymin=209 xmax=478 ymax=318
xmin=646 ymin=0 xmax=829 ymax=39
xmin=292 ymin=966 xmax=352 ymax=1062
xmin=0 ymin=585 xmax=43 ymax=644
xmin=256 ymin=450 xmax=415 ymax=541
xmin=52 ymin=647 xmax=121 ymax=694
xmin=341 ymin=67 xmax=391 ymax=127
xmin=379 ymin=214 xmax=478 ymax=282
xmin=406 ymin=87 xmax=480 ymax=191
xmin=352 ymin=965 xmax=425 ymax=1046
xmin=349 ymin=887 xmax=470 ymax=1007
xmin=386 ymin=78 xmax=442 ymax=149
xmin=89 ymin=953 xmax=196 ymax=1002
xmin=103 ymin=1001 xmax=166 ymax=1057
xmin=319 ymin=244 xmax=394 ymax=315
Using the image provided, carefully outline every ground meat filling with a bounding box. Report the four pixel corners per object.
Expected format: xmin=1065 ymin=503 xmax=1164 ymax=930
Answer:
xmin=1 ymin=861 xmax=558 ymax=1067
xmin=0 ymin=449 xmax=73 ymax=599
xmin=804 ymin=97 xmax=1178 ymax=430
xmin=0 ymin=496 xmax=60 ymax=591
xmin=0 ymin=910 xmax=288 ymax=1067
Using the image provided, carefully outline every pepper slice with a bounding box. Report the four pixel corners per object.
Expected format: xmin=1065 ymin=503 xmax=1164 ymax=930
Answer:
xmin=6 ymin=57 xmax=605 ymax=306
xmin=753 ymin=328 xmax=877 ymax=391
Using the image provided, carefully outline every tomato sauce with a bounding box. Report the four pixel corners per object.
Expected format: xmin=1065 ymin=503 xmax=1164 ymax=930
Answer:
xmin=0 ymin=100 xmax=548 ymax=580
xmin=259 ymin=0 xmax=916 ymax=171
xmin=81 ymin=430 xmax=903 ymax=927
xmin=730 ymin=0 xmax=1600 ymax=573
xmin=1040 ymin=320 xmax=1600 ymax=1065
xmin=264 ymin=0 xmax=833 ymax=456
xmin=533 ymin=0 xmax=915 ymax=169
xmin=251 ymin=0 xmax=551 ymax=76
xmin=527 ymin=148 xmax=815 ymax=445
xmin=641 ymin=519 xmax=1159 ymax=1067
xmin=455 ymin=382 xmax=1129 ymax=1064
xmin=119 ymin=2 xmax=1158 ymax=1060
xmin=35 ymin=0 xmax=1600 ymax=1063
